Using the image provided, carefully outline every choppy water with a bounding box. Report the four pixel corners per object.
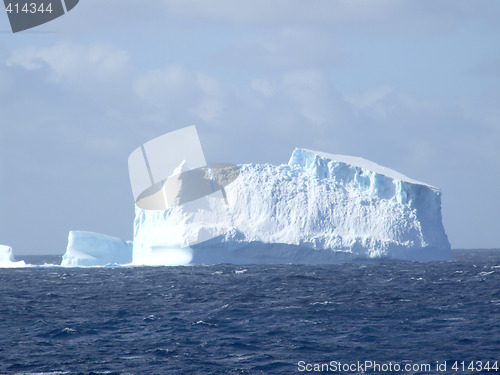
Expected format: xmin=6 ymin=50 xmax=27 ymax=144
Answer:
xmin=0 ymin=250 xmax=499 ymax=374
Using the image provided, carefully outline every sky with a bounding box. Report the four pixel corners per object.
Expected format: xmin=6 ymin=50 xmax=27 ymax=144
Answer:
xmin=1 ymin=0 xmax=499 ymax=254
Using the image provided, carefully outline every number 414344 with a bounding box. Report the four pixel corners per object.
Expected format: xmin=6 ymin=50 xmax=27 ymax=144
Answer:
xmin=5 ymin=2 xmax=53 ymax=14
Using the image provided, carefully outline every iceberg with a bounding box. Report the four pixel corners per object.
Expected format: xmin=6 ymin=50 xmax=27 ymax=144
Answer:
xmin=132 ymin=148 xmax=451 ymax=265
xmin=61 ymin=231 xmax=132 ymax=267
xmin=0 ymin=244 xmax=26 ymax=268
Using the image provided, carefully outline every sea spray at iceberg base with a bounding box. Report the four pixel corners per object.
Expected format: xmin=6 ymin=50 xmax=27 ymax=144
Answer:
xmin=132 ymin=148 xmax=451 ymax=265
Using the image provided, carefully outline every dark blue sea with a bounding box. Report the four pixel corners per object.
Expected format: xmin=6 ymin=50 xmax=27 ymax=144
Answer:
xmin=0 ymin=250 xmax=499 ymax=375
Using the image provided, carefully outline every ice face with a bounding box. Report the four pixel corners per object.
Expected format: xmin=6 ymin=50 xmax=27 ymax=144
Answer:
xmin=133 ymin=148 xmax=451 ymax=265
xmin=290 ymin=148 xmax=431 ymax=187
xmin=61 ymin=231 xmax=132 ymax=267
xmin=0 ymin=244 xmax=26 ymax=268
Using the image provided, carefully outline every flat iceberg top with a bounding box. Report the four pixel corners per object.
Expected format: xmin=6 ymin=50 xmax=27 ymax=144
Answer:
xmin=293 ymin=148 xmax=432 ymax=187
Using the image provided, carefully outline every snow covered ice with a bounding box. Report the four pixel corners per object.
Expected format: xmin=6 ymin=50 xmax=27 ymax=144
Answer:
xmin=61 ymin=231 xmax=132 ymax=267
xmin=0 ymin=244 xmax=26 ymax=268
xmin=132 ymin=148 xmax=451 ymax=265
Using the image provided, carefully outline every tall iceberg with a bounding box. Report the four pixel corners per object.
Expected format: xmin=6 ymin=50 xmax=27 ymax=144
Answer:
xmin=132 ymin=148 xmax=451 ymax=265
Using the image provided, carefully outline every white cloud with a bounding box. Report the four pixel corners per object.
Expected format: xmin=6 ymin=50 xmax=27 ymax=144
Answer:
xmin=458 ymin=97 xmax=500 ymax=133
xmin=6 ymin=43 xmax=131 ymax=86
xmin=133 ymin=65 xmax=225 ymax=124
xmin=162 ymin=0 xmax=499 ymax=31
xmin=192 ymin=73 xmax=223 ymax=123
xmin=231 ymin=28 xmax=342 ymax=69
xmin=0 ymin=68 xmax=12 ymax=94
xmin=251 ymin=79 xmax=275 ymax=97
xmin=134 ymin=64 xmax=190 ymax=102
xmin=38 ymin=0 xmax=499 ymax=37
xmin=345 ymin=87 xmax=446 ymax=123
xmin=346 ymin=86 xmax=395 ymax=121
xmin=281 ymin=70 xmax=348 ymax=127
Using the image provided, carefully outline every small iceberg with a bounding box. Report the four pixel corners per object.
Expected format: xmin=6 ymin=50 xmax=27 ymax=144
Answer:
xmin=0 ymin=244 xmax=26 ymax=268
xmin=61 ymin=231 xmax=132 ymax=267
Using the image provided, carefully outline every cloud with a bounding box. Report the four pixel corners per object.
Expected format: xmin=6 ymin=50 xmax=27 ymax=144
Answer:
xmin=458 ymin=94 xmax=500 ymax=133
xmin=134 ymin=65 xmax=224 ymax=123
xmin=134 ymin=65 xmax=194 ymax=104
xmin=224 ymin=28 xmax=342 ymax=69
xmin=30 ymin=0 xmax=500 ymax=38
xmin=6 ymin=39 xmax=494 ymax=173
xmin=346 ymin=86 xmax=396 ymax=121
xmin=6 ymin=43 xmax=132 ymax=88
xmin=162 ymin=0 xmax=500 ymax=32
xmin=129 ymin=64 xmax=355 ymax=164
xmin=281 ymin=70 xmax=348 ymax=126
xmin=251 ymin=79 xmax=275 ymax=98
xmin=3 ymin=43 xmax=137 ymax=146
xmin=1 ymin=43 xmax=140 ymax=161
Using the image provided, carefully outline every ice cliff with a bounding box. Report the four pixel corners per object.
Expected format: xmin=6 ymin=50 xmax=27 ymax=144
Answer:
xmin=133 ymin=148 xmax=451 ymax=265
xmin=0 ymin=244 xmax=26 ymax=268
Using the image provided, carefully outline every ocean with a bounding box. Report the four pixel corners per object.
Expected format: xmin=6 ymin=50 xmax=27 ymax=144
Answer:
xmin=0 ymin=250 xmax=498 ymax=374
